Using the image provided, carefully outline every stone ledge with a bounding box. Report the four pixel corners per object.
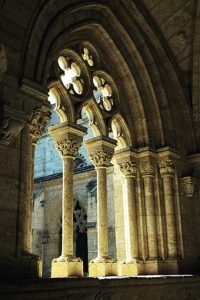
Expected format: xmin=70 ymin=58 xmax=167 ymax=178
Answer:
xmin=0 ymin=275 xmax=200 ymax=300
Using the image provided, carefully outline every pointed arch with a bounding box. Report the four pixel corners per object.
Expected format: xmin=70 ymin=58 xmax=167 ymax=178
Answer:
xmin=81 ymin=99 xmax=107 ymax=137
xmin=111 ymin=113 xmax=132 ymax=150
xmin=21 ymin=0 xmax=195 ymax=153
xmin=48 ymin=81 xmax=75 ymax=123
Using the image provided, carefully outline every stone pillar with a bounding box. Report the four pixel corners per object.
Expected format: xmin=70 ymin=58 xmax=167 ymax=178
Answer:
xmin=114 ymin=149 xmax=139 ymax=275
xmin=140 ymin=160 xmax=159 ymax=274
xmin=15 ymin=106 xmax=50 ymax=278
xmin=49 ymin=122 xmax=86 ymax=277
xmin=0 ymin=79 xmax=51 ymax=279
xmin=159 ymin=160 xmax=178 ymax=260
xmin=29 ymin=106 xmax=51 ymax=254
xmin=140 ymin=160 xmax=158 ymax=260
xmin=85 ymin=136 xmax=117 ymax=276
xmin=96 ymin=166 xmax=109 ymax=258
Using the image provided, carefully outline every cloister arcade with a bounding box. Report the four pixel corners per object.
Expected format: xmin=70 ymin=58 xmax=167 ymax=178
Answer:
xmin=1 ymin=1 xmax=200 ymax=298
xmin=42 ymin=43 xmax=191 ymax=277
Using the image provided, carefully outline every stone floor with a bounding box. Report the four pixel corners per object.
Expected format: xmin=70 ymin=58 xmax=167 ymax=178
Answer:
xmin=0 ymin=275 xmax=200 ymax=300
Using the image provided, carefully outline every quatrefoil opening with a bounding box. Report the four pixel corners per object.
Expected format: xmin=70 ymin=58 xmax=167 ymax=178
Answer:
xmin=58 ymin=56 xmax=84 ymax=95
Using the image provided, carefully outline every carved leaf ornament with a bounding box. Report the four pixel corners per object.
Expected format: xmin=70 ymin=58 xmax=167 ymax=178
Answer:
xmin=159 ymin=160 xmax=175 ymax=176
xmin=119 ymin=160 xmax=137 ymax=177
xmin=30 ymin=106 xmax=51 ymax=144
xmin=56 ymin=138 xmax=82 ymax=157
xmin=89 ymin=151 xmax=113 ymax=167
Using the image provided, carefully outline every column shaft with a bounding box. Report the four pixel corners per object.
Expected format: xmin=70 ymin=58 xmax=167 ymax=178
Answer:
xmin=143 ymin=176 xmax=158 ymax=259
xmin=162 ymin=176 xmax=177 ymax=258
xmin=16 ymin=125 xmax=33 ymax=256
xmin=123 ymin=176 xmax=138 ymax=260
xmin=49 ymin=122 xmax=86 ymax=277
xmin=62 ymin=157 xmax=74 ymax=257
xmin=97 ymin=167 xmax=108 ymax=258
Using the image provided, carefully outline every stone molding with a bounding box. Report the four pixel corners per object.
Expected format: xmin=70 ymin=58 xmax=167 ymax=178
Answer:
xmin=30 ymin=106 xmax=51 ymax=145
xmin=118 ymin=160 xmax=137 ymax=177
xmin=159 ymin=160 xmax=175 ymax=176
xmin=56 ymin=138 xmax=82 ymax=158
xmin=20 ymin=78 xmax=48 ymax=102
xmin=140 ymin=160 xmax=154 ymax=176
xmin=89 ymin=150 xmax=113 ymax=168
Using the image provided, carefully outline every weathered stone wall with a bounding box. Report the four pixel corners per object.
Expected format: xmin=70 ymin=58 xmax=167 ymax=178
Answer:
xmin=0 ymin=142 xmax=19 ymax=261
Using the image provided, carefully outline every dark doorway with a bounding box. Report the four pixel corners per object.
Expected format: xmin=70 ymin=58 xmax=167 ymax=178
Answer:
xmin=74 ymin=200 xmax=88 ymax=273
xmin=76 ymin=232 xmax=88 ymax=273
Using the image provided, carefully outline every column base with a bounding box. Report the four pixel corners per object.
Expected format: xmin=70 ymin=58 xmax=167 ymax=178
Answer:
xmin=116 ymin=259 xmax=179 ymax=276
xmin=117 ymin=261 xmax=138 ymax=276
xmin=89 ymin=259 xmax=117 ymax=276
xmin=162 ymin=259 xmax=179 ymax=274
xmin=51 ymin=257 xmax=83 ymax=277
xmin=138 ymin=259 xmax=161 ymax=275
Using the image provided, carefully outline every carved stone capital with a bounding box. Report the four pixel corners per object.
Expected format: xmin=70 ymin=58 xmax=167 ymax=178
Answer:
xmin=85 ymin=136 xmax=116 ymax=168
xmin=89 ymin=151 xmax=112 ymax=168
xmin=119 ymin=160 xmax=137 ymax=177
xmin=159 ymin=160 xmax=175 ymax=177
xmin=140 ymin=160 xmax=154 ymax=177
xmin=49 ymin=122 xmax=87 ymax=159
xmin=181 ymin=177 xmax=195 ymax=198
xmin=0 ymin=105 xmax=27 ymax=145
xmin=29 ymin=106 xmax=51 ymax=145
xmin=56 ymin=138 xmax=82 ymax=158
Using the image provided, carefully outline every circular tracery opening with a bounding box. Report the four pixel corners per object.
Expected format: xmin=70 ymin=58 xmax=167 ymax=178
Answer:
xmin=53 ymin=43 xmax=119 ymax=114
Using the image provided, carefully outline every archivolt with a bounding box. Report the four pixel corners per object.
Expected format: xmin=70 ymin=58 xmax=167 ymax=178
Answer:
xmin=21 ymin=0 xmax=195 ymax=153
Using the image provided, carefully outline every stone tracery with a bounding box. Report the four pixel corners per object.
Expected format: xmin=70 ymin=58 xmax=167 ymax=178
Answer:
xmin=58 ymin=56 xmax=84 ymax=95
xmin=51 ymin=43 xmax=118 ymax=117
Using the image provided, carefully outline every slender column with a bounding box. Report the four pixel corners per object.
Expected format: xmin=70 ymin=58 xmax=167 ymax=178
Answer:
xmin=97 ymin=166 xmax=109 ymax=258
xmin=49 ymin=123 xmax=86 ymax=262
xmin=49 ymin=123 xmax=86 ymax=278
xmin=89 ymin=150 xmax=113 ymax=261
xmin=62 ymin=156 xmax=74 ymax=257
xmin=85 ymin=137 xmax=116 ymax=263
xmin=118 ymin=160 xmax=138 ymax=262
xmin=140 ymin=160 xmax=158 ymax=259
xmin=16 ymin=125 xmax=33 ymax=256
xmin=29 ymin=106 xmax=51 ymax=255
xmin=159 ymin=160 xmax=177 ymax=259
